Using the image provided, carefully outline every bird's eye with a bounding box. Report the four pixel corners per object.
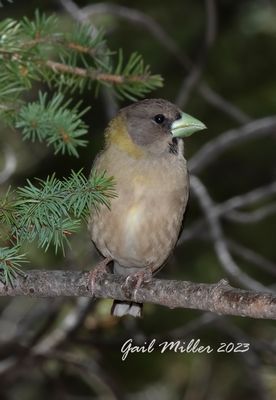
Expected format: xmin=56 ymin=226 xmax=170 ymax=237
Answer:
xmin=154 ymin=114 xmax=165 ymax=124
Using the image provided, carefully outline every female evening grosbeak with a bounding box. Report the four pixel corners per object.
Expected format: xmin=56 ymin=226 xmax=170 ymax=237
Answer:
xmin=88 ymin=99 xmax=206 ymax=317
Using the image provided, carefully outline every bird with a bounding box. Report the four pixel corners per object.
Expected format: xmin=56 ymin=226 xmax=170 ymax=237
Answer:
xmin=88 ymin=98 xmax=206 ymax=317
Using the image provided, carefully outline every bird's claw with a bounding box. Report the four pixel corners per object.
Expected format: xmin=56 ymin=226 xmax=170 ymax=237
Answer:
xmin=87 ymin=257 xmax=112 ymax=295
xmin=122 ymin=268 xmax=152 ymax=301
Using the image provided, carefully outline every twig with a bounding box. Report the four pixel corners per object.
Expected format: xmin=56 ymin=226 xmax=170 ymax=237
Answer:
xmin=180 ymin=228 xmax=276 ymax=279
xmin=215 ymin=181 xmax=276 ymax=215
xmin=58 ymin=0 xmax=88 ymax=22
xmin=0 ymin=296 xmax=92 ymax=376
xmin=80 ymin=2 xmax=250 ymax=123
xmin=0 ymin=270 xmax=276 ymax=319
xmin=33 ymin=297 xmax=92 ymax=354
xmin=80 ymin=2 xmax=191 ymax=68
xmin=176 ymin=0 xmax=217 ymax=107
xmin=21 ymin=36 xmax=98 ymax=57
xmin=225 ymin=203 xmax=276 ymax=223
xmin=180 ymin=180 xmax=276 ymax=243
xmin=190 ymin=175 xmax=269 ymax=291
xmin=45 ymin=60 xmax=148 ymax=84
xmin=189 ymin=116 xmax=276 ymax=173
xmin=0 ymin=298 xmax=64 ymax=375
xmin=58 ymin=0 xmax=119 ymax=120
xmin=38 ymin=350 xmax=124 ymax=399
xmin=228 ymin=240 xmax=276 ymax=278
xmin=2 ymin=50 xmax=152 ymax=86
xmin=197 ymin=82 xmax=251 ymax=124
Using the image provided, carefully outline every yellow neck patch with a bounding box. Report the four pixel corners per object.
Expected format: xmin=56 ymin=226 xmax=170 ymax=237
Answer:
xmin=105 ymin=115 xmax=145 ymax=159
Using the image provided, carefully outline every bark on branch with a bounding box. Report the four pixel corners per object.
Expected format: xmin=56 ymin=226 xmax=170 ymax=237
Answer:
xmin=1 ymin=270 xmax=275 ymax=320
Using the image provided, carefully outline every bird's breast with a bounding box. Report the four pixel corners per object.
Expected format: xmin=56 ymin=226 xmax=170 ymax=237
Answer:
xmin=89 ymin=147 xmax=188 ymax=269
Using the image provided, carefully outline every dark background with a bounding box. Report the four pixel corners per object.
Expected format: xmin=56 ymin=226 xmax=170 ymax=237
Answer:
xmin=0 ymin=0 xmax=276 ymax=399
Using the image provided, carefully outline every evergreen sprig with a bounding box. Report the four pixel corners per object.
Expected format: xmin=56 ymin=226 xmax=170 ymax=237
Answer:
xmin=14 ymin=170 xmax=116 ymax=250
xmin=111 ymin=50 xmax=163 ymax=101
xmin=0 ymin=10 xmax=163 ymax=124
xmin=0 ymin=246 xmax=26 ymax=286
xmin=16 ymin=92 xmax=89 ymax=157
xmin=0 ymin=170 xmax=116 ymax=281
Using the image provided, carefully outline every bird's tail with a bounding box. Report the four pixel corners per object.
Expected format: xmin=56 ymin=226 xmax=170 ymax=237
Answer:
xmin=111 ymin=300 xmax=143 ymax=318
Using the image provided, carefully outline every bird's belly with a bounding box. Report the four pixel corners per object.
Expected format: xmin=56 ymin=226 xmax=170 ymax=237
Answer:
xmin=90 ymin=188 xmax=186 ymax=269
xmin=120 ymin=202 xmax=154 ymax=265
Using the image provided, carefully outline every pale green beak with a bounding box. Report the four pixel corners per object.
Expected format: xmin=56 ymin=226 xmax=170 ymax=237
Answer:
xmin=171 ymin=111 xmax=206 ymax=138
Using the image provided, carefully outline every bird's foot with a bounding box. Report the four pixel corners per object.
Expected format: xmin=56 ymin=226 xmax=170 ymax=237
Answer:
xmin=122 ymin=268 xmax=153 ymax=301
xmin=87 ymin=257 xmax=113 ymax=295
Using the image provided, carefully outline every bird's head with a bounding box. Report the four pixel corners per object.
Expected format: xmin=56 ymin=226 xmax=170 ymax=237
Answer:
xmin=105 ymin=98 xmax=206 ymax=158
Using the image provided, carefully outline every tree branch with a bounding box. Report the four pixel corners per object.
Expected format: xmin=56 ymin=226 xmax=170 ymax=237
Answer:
xmin=175 ymin=0 xmax=217 ymax=107
xmin=190 ymin=175 xmax=268 ymax=292
xmin=180 ymin=180 xmax=276 ymax=243
xmin=79 ymin=1 xmax=250 ymax=123
xmin=189 ymin=116 xmax=276 ymax=173
xmin=44 ymin=60 xmax=149 ymax=84
xmin=1 ymin=270 xmax=276 ymax=320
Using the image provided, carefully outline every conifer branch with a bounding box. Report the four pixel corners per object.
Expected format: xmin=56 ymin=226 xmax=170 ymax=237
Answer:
xmin=0 ymin=10 xmax=163 ymax=285
xmin=0 ymin=11 xmax=163 ymax=117
xmin=45 ymin=59 xmax=156 ymax=84
xmin=0 ymin=171 xmax=116 ymax=282
xmin=15 ymin=91 xmax=89 ymax=157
